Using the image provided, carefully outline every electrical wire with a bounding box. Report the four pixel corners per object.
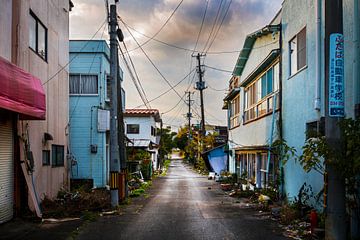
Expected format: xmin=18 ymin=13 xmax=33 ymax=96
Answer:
xmin=120 ymin=41 xmax=151 ymax=108
xmin=133 ymin=68 xmax=196 ymax=108
xmin=43 ymin=19 xmax=107 ymax=86
xmin=119 ymin=16 xmax=189 ymax=106
xmin=119 ymin=0 xmax=184 ymax=53
xmin=122 ymin=42 xmax=150 ymax=105
xmin=201 ymin=0 xmax=224 ymax=53
xmin=205 ymin=65 xmax=233 ymax=73
xmin=204 ymin=0 xmax=233 ymax=54
xmin=187 ymin=0 xmax=209 ymax=84
xmin=207 ymin=83 xmax=228 ymax=92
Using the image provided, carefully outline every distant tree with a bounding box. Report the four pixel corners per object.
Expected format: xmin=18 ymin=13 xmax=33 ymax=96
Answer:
xmin=158 ymin=127 xmax=176 ymax=161
xmin=173 ymin=127 xmax=189 ymax=151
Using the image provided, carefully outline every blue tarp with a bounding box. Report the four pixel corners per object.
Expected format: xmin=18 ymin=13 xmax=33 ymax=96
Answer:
xmin=206 ymin=146 xmax=228 ymax=175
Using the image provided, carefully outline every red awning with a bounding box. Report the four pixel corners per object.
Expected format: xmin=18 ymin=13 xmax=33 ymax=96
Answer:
xmin=0 ymin=56 xmax=46 ymax=120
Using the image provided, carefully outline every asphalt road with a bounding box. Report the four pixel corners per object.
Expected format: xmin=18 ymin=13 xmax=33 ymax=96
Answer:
xmin=77 ymin=159 xmax=288 ymax=240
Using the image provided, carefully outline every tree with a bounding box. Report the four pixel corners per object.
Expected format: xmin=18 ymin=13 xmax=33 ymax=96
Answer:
xmin=158 ymin=127 xmax=176 ymax=161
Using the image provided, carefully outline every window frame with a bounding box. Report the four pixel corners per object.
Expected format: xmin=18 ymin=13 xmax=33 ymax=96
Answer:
xmin=229 ymin=95 xmax=240 ymax=129
xmin=51 ymin=145 xmax=64 ymax=167
xmin=289 ymin=27 xmax=307 ymax=76
xmin=69 ymin=74 xmax=99 ymax=95
xmin=127 ymin=124 xmax=140 ymax=134
xmin=243 ymin=61 xmax=280 ymax=123
xmin=29 ymin=10 xmax=47 ymax=61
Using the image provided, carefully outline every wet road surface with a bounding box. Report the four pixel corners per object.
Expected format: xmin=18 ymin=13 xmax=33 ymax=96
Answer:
xmin=77 ymin=159 xmax=288 ymax=240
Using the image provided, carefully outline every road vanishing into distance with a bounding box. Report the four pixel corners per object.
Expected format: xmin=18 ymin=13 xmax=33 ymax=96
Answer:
xmin=77 ymin=158 xmax=288 ymax=240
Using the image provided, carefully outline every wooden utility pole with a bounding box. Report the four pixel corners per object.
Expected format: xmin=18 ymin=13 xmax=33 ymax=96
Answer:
xmin=186 ymin=91 xmax=193 ymax=141
xmin=324 ymin=0 xmax=346 ymax=239
xmin=193 ymin=53 xmax=206 ymax=137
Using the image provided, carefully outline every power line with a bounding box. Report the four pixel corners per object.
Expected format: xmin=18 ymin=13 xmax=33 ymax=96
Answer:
xmin=120 ymin=41 xmax=151 ymax=108
xmin=120 ymin=15 xmax=203 ymax=123
xmin=205 ymin=65 xmax=232 ymax=73
xmin=207 ymin=83 xmax=228 ymax=92
xmin=133 ymin=68 xmax=196 ymax=108
xmin=204 ymin=0 xmax=233 ymax=54
xmin=201 ymin=0 xmax=224 ymax=53
xmin=43 ymin=19 xmax=107 ymax=86
xmin=120 ymin=19 xmax=241 ymax=55
xmin=119 ymin=0 xmax=184 ymax=53
xmin=118 ymin=44 xmax=151 ymax=108
xmin=193 ymin=0 xmax=209 ymax=53
xmin=119 ymin=16 xmax=186 ymax=103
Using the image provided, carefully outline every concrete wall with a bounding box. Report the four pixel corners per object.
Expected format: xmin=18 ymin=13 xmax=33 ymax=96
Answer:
xmin=281 ymin=0 xmax=358 ymax=201
xmin=69 ymin=40 xmax=111 ymax=187
xmin=281 ymin=0 xmax=324 ymax=202
xmin=12 ymin=0 xmax=70 ymax=200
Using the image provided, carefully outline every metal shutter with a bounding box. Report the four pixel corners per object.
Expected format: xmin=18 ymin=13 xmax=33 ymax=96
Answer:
xmin=0 ymin=118 xmax=14 ymax=224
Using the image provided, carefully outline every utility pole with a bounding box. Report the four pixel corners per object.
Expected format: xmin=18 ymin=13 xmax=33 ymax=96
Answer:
xmin=109 ymin=4 xmax=120 ymax=207
xmin=324 ymin=1 xmax=346 ymax=239
xmin=117 ymin=54 xmax=127 ymax=200
xmin=193 ymin=53 xmax=206 ymax=137
xmin=185 ymin=91 xmax=193 ymax=141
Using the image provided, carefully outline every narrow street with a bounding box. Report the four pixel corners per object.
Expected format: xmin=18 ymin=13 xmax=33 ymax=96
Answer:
xmin=77 ymin=158 xmax=287 ymax=240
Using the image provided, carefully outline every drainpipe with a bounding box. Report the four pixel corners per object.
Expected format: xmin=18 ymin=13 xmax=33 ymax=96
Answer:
xmin=314 ymin=0 xmax=322 ymax=111
xmin=354 ymin=0 xmax=360 ymax=118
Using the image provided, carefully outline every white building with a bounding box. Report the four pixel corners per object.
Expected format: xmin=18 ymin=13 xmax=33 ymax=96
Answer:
xmin=124 ymin=109 xmax=162 ymax=172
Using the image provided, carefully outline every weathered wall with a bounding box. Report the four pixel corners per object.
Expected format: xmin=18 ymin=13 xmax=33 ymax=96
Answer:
xmin=13 ymin=0 xmax=70 ymax=201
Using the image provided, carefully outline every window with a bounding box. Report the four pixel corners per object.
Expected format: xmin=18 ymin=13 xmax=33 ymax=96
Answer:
xmin=69 ymin=74 xmax=98 ymax=95
xmin=42 ymin=150 xmax=50 ymax=166
xmin=52 ymin=145 xmax=64 ymax=167
xmin=230 ymin=95 xmax=240 ymax=128
xmin=289 ymin=27 xmax=307 ymax=76
xmin=127 ymin=124 xmax=139 ymax=134
xmin=29 ymin=10 xmax=47 ymax=60
xmin=244 ymin=62 xmax=280 ymax=123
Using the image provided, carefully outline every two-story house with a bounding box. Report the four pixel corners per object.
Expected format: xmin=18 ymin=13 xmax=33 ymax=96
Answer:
xmin=0 ymin=0 xmax=72 ymax=223
xmin=124 ymin=109 xmax=162 ymax=175
xmin=68 ymin=40 xmax=125 ymax=188
xmin=224 ymin=12 xmax=281 ymax=188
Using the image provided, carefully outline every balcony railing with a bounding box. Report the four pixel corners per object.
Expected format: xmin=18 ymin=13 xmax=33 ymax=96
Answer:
xmin=244 ymin=92 xmax=279 ymax=123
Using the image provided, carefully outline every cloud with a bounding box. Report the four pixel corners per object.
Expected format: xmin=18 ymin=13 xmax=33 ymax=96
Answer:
xmin=70 ymin=0 xmax=282 ymax=130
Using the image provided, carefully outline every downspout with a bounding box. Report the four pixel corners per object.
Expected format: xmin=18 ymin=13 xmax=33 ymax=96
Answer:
xmin=354 ymin=0 xmax=360 ymax=118
xmin=314 ymin=0 xmax=322 ymax=111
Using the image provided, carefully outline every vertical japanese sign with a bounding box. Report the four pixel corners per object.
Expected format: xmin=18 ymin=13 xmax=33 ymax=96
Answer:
xmin=329 ymin=33 xmax=344 ymax=117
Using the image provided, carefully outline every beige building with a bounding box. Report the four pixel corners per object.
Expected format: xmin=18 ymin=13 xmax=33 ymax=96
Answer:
xmin=0 ymin=0 xmax=72 ymax=222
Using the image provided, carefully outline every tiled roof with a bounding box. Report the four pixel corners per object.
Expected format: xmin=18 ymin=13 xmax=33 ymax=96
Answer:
xmin=125 ymin=109 xmax=159 ymax=115
xmin=124 ymin=109 xmax=161 ymax=122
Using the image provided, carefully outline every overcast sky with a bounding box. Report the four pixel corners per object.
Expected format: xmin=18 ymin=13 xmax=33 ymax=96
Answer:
xmin=70 ymin=0 xmax=282 ymax=131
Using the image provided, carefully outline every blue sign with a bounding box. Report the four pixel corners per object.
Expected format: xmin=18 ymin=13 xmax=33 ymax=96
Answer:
xmin=329 ymin=33 xmax=344 ymax=117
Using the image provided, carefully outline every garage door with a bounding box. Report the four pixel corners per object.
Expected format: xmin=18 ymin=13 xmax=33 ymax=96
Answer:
xmin=0 ymin=118 xmax=13 ymax=224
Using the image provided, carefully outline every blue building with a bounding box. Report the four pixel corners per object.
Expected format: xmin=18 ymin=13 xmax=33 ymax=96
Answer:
xmin=68 ymin=40 xmax=125 ymax=188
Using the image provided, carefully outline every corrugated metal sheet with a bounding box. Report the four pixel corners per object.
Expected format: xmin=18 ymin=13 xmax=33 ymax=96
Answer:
xmin=0 ymin=117 xmax=14 ymax=224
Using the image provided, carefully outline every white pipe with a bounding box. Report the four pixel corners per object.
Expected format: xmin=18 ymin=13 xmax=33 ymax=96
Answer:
xmin=314 ymin=0 xmax=321 ymax=111
xmin=354 ymin=0 xmax=360 ymax=109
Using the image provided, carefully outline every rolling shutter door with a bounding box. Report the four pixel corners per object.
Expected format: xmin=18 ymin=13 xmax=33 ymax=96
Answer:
xmin=0 ymin=118 xmax=14 ymax=223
